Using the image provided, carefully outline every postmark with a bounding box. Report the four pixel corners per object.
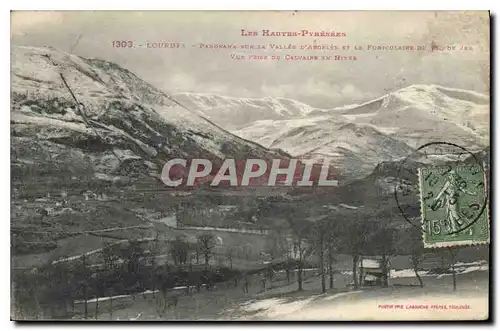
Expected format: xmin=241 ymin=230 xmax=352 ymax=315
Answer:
xmin=394 ymin=142 xmax=489 ymax=247
xmin=418 ymin=164 xmax=489 ymax=248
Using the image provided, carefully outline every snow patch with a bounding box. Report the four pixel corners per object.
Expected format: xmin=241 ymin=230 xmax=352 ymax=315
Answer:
xmin=323 ymin=290 xmax=363 ymax=301
xmin=94 ymin=172 xmax=129 ymax=182
xmin=340 ymin=203 xmax=359 ymax=210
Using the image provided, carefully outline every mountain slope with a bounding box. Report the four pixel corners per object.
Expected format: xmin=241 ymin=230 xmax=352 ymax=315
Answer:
xmin=172 ymin=92 xmax=317 ymax=129
xmin=235 ymin=117 xmax=415 ymax=179
xmin=11 ymin=46 xmax=291 ymax=195
xmin=10 ymin=46 xmax=293 ymax=257
xmin=336 ymin=84 xmax=489 ymax=148
xmin=234 ymin=84 xmax=489 ymax=179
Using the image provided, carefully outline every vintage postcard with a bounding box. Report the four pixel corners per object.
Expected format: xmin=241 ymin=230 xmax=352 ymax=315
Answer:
xmin=10 ymin=11 xmax=490 ymax=321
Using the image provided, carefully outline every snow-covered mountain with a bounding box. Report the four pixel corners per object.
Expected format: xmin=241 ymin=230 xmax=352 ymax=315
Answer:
xmin=11 ymin=46 xmax=290 ymax=200
xmin=335 ymin=84 xmax=489 ymax=148
xmin=234 ymin=84 xmax=489 ymax=178
xmin=12 ymin=46 xmax=315 ymax=258
xmin=172 ymin=92 xmax=317 ymax=129
xmin=234 ymin=117 xmax=414 ymax=179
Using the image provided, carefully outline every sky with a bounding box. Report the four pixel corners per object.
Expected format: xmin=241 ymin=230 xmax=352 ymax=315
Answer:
xmin=11 ymin=11 xmax=490 ymax=108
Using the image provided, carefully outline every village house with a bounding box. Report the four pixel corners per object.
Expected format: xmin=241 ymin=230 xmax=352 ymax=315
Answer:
xmin=356 ymin=257 xmax=390 ymax=286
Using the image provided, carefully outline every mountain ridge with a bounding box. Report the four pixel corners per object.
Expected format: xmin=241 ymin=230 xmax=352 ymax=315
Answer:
xmin=172 ymin=92 xmax=318 ymax=129
xmin=11 ymin=46 xmax=299 ymax=256
xmin=230 ymin=83 xmax=489 ymax=179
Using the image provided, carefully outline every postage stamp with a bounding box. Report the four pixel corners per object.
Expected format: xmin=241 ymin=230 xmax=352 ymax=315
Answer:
xmin=418 ymin=164 xmax=489 ymax=248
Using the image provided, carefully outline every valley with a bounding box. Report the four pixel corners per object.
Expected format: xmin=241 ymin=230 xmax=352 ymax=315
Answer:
xmin=10 ymin=45 xmax=490 ymax=321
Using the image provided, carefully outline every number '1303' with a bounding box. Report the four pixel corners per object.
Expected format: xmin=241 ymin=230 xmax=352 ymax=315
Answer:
xmin=112 ymin=41 xmax=133 ymax=48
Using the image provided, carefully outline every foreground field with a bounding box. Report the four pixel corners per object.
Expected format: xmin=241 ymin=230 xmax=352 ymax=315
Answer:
xmin=75 ymin=261 xmax=488 ymax=321
xmin=223 ymin=270 xmax=489 ymax=321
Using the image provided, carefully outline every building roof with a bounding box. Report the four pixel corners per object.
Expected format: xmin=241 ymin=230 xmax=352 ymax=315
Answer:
xmin=361 ymin=259 xmax=382 ymax=268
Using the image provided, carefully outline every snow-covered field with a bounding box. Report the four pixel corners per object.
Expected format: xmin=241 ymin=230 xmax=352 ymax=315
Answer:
xmin=72 ymin=260 xmax=488 ymax=321
xmin=231 ymin=287 xmax=487 ymax=321
xmin=222 ymin=264 xmax=489 ymax=321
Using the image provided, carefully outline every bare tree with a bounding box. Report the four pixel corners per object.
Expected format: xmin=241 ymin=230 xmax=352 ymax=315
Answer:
xmin=92 ymin=272 xmax=106 ymax=320
xmin=267 ymin=227 xmax=290 ymax=285
xmin=147 ymin=232 xmax=161 ymax=266
xmin=99 ymin=245 xmax=121 ymax=320
xmin=197 ymin=234 xmax=216 ymax=271
xmin=155 ymin=269 xmax=174 ymax=319
xmin=372 ymin=224 xmax=397 ymax=287
xmin=325 ymin=219 xmax=339 ymax=290
xmin=289 ymin=220 xmax=314 ymax=291
xmin=147 ymin=232 xmax=161 ymax=298
xmin=315 ymin=218 xmax=341 ymax=292
xmin=46 ymin=260 xmax=74 ymax=318
xmin=119 ymin=240 xmax=146 ymax=297
xmin=170 ymin=236 xmax=189 ymax=266
xmin=293 ymin=237 xmax=314 ymax=291
xmin=156 ymin=293 xmax=168 ymax=319
xmin=101 ymin=244 xmax=119 ymax=270
xmin=284 ymin=241 xmax=293 ymax=285
xmin=226 ymin=247 xmax=234 ymax=270
xmin=75 ymin=255 xmax=91 ymax=319
xmin=193 ymin=242 xmax=201 ymax=264
xmin=341 ymin=215 xmax=370 ymax=290
xmin=313 ymin=219 xmax=329 ymax=293
xmin=282 ymin=205 xmax=315 ymax=291
xmin=267 ymin=227 xmax=288 ymax=261
xmin=409 ymin=227 xmax=425 ymax=288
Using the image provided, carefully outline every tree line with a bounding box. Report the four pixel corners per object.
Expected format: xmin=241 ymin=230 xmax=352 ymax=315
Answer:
xmin=12 ymin=210 xmax=467 ymax=319
xmin=271 ymin=207 xmax=446 ymax=293
xmin=12 ymin=233 xmax=236 ymax=320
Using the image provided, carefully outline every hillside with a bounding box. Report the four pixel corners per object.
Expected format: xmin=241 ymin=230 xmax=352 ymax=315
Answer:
xmin=10 ymin=47 xmax=490 ymax=268
xmin=338 ymin=84 xmax=489 ymax=148
xmin=172 ymin=92 xmax=317 ymax=129
xmin=234 ymin=84 xmax=489 ymax=179
xmin=235 ymin=118 xmax=415 ymax=179
xmin=290 ymin=145 xmax=490 ymax=235
xmin=10 ymin=46 xmax=290 ymax=259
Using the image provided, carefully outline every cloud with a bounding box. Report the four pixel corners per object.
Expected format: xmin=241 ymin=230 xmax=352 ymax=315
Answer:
xmin=166 ymin=72 xmax=250 ymax=97
xmin=165 ymin=72 xmax=369 ymax=107
xmin=12 ymin=11 xmax=488 ymax=108
xmin=340 ymin=84 xmax=366 ymax=100
xmin=260 ymin=84 xmax=295 ymax=97
xmin=167 ymin=72 xmax=197 ymax=92
xmin=11 ymin=12 xmax=64 ymax=36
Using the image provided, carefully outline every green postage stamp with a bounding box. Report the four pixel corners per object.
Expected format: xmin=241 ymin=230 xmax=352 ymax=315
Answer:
xmin=418 ymin=164 xmax=489 ymax=248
